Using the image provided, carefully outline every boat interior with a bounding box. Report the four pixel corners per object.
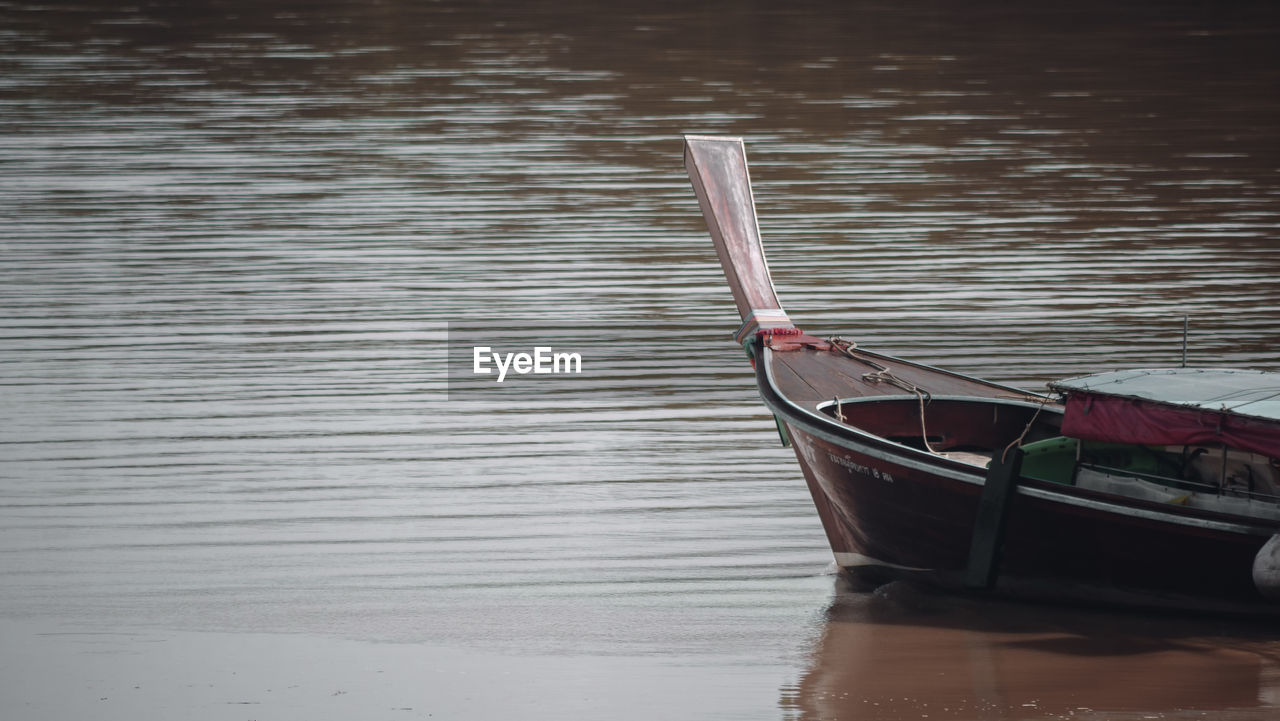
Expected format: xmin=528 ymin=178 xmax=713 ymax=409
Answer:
xmin=818 ymin=394 xmax=1280 ymax=520
xmin=817 ymin=395 xmax=1065 ymax=467
xmin=1021 ymin=436 xmax=1280 ymax=521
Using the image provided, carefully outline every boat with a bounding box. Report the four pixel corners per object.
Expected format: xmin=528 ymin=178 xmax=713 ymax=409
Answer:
xmin=683 ymin=135 xmax=1280 ymax=614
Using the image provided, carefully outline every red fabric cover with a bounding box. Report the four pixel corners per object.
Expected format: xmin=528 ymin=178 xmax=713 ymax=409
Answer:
xmin=762 ymin=331 xmax=831 ymax=352
xmin=1061 ymin=393 xmax=1280 ymax=457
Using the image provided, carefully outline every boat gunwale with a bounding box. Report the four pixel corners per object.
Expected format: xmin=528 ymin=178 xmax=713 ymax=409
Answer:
xmin=815 ymin=393 xmax=1060 ymax=415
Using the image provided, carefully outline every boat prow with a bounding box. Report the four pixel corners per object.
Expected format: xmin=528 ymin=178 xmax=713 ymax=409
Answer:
xmin=684 ymin=136 xmax=794 ymax=345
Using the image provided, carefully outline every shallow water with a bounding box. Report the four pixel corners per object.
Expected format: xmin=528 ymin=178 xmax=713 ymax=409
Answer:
xmin=2 ymin=1 xmax=1280 ymax=719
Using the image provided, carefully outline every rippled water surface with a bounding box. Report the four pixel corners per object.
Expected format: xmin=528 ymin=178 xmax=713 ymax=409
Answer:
xmin=2 ymin=1 xmax=1280 ymax=719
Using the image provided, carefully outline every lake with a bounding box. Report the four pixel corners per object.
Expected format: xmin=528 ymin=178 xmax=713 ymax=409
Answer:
xmin=2 ymin=1 xmax=1280 ymax=719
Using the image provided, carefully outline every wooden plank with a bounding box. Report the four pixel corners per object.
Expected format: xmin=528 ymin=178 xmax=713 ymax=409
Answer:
xmin=769 ymin=345 xmax=1037 ymax=411
xmin=965 ymin=447 xmax=1024 ymax=589
xmin=684 ymin=136 xmax=793 ymax=343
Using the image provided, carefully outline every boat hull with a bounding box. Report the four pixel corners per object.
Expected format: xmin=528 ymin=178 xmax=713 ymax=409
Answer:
xmin=782 ymin=405 xmax=1280 ymax=614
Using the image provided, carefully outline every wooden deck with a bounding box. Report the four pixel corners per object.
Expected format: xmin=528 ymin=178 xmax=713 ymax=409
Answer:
xmin=765 ymin=337 xmax=1048 ymax=410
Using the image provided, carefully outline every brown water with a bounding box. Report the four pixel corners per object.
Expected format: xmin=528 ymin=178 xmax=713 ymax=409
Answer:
xmin=2 ymin=1 xmax=1280 ymax=719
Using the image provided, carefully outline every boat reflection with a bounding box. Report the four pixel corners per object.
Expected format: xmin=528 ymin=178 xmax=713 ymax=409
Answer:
xmin=783 ymin=579 xmax=1280 ymax=720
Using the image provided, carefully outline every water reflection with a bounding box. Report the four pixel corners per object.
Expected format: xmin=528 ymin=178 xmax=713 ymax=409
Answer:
xmin=786 ymin=580 xmax=1280 ymax=720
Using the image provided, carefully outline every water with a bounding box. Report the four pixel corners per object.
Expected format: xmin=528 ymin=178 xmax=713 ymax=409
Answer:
xmin=2 ymin=1 xmax=1279 ymax=718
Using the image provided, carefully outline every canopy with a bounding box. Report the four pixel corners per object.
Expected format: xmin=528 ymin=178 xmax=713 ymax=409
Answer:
xmin=1049 ymin=368 xmax=1280 ymax=458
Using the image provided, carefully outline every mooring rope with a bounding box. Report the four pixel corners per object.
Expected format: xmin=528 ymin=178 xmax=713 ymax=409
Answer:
xmin=1001 ymin=395 xmax=1052 ymax=464
xmin=828 ymin=337 xmax=939 ymax=455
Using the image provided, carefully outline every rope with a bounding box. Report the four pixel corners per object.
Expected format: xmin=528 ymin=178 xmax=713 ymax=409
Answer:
xmin=828 ymin=336 xmax=938 ymax=454
xmin=915 ymin=388 xmax=939 ymax=455
xmin=1001 ymin=396 xmax=1052 ymax=464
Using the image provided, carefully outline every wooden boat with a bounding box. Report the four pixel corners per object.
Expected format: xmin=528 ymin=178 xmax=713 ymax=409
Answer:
xmin=684 ymin=135 xmax=1280 ymax=614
